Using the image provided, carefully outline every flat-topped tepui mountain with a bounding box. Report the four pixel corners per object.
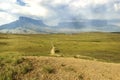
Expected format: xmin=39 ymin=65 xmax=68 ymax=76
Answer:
xmin=0 ymin=17 xmax=49 ymax=34
xmin=0 ymin=16 xmax=120 ymax=34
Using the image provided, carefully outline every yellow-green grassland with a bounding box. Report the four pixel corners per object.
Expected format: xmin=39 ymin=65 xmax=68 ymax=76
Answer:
xmin=0 ymin=32 xmax=120 ymax=80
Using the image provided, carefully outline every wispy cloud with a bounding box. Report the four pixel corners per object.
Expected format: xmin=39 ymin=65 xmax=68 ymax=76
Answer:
xmin=0 ymin=12 xmax=17 ymax=25
xmin=0 ymin=0 xmax=120 ymax=25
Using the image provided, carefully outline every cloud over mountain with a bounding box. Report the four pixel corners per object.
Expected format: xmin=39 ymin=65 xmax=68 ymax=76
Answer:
xmin=0 ymin=0 xmax=120 ymax=33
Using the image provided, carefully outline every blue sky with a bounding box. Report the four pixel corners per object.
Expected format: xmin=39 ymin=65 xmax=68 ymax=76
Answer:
xmin=0 ymin=0 xmax=120 ymax=26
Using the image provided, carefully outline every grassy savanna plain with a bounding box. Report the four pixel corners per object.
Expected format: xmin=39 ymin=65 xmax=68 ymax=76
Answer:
xmin=0 ymin=32 xmax=120 ymax=62
xmin=0 ymin=32 xmax=120 ymax=80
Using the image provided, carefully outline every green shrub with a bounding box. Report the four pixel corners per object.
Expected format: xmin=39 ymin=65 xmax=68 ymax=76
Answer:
xmin=78 ymin=74 xmax=84 ymax=80
xmin=21 ymin=62 xmax=33 ymax=74
xmin=42 ymin=65 xmax=56 ymax=74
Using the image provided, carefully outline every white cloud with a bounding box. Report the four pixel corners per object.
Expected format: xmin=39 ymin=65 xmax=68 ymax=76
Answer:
xmin=0 ymin=0 xmax=120 ymax=26
xmin=0 ymin=0 xmax=49 ymax=18
xmin=0 ymin=3 xmax=12 ymax=10
xmin=11 ymin=5 xmax=48 ymax=18
xmin=0 ymin=12 xmax=17 ymax=25
xmin=114 ymin=3 xmax=120 ymax=11
xmin=0 ymin=0 xmax=16 ymax=3
xmin=91 ymin=0 xmax=109 ymax=5
xmin=69 ymin=0 xmax=110 ymax=9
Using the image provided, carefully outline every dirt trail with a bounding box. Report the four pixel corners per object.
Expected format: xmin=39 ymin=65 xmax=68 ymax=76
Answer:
xmin=23 ymin=56 xmax=120 ymax=80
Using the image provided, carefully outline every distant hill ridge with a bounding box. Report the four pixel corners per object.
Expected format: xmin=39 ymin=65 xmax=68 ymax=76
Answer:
xmin=0 ymin=16 xmax=120 ymax=34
